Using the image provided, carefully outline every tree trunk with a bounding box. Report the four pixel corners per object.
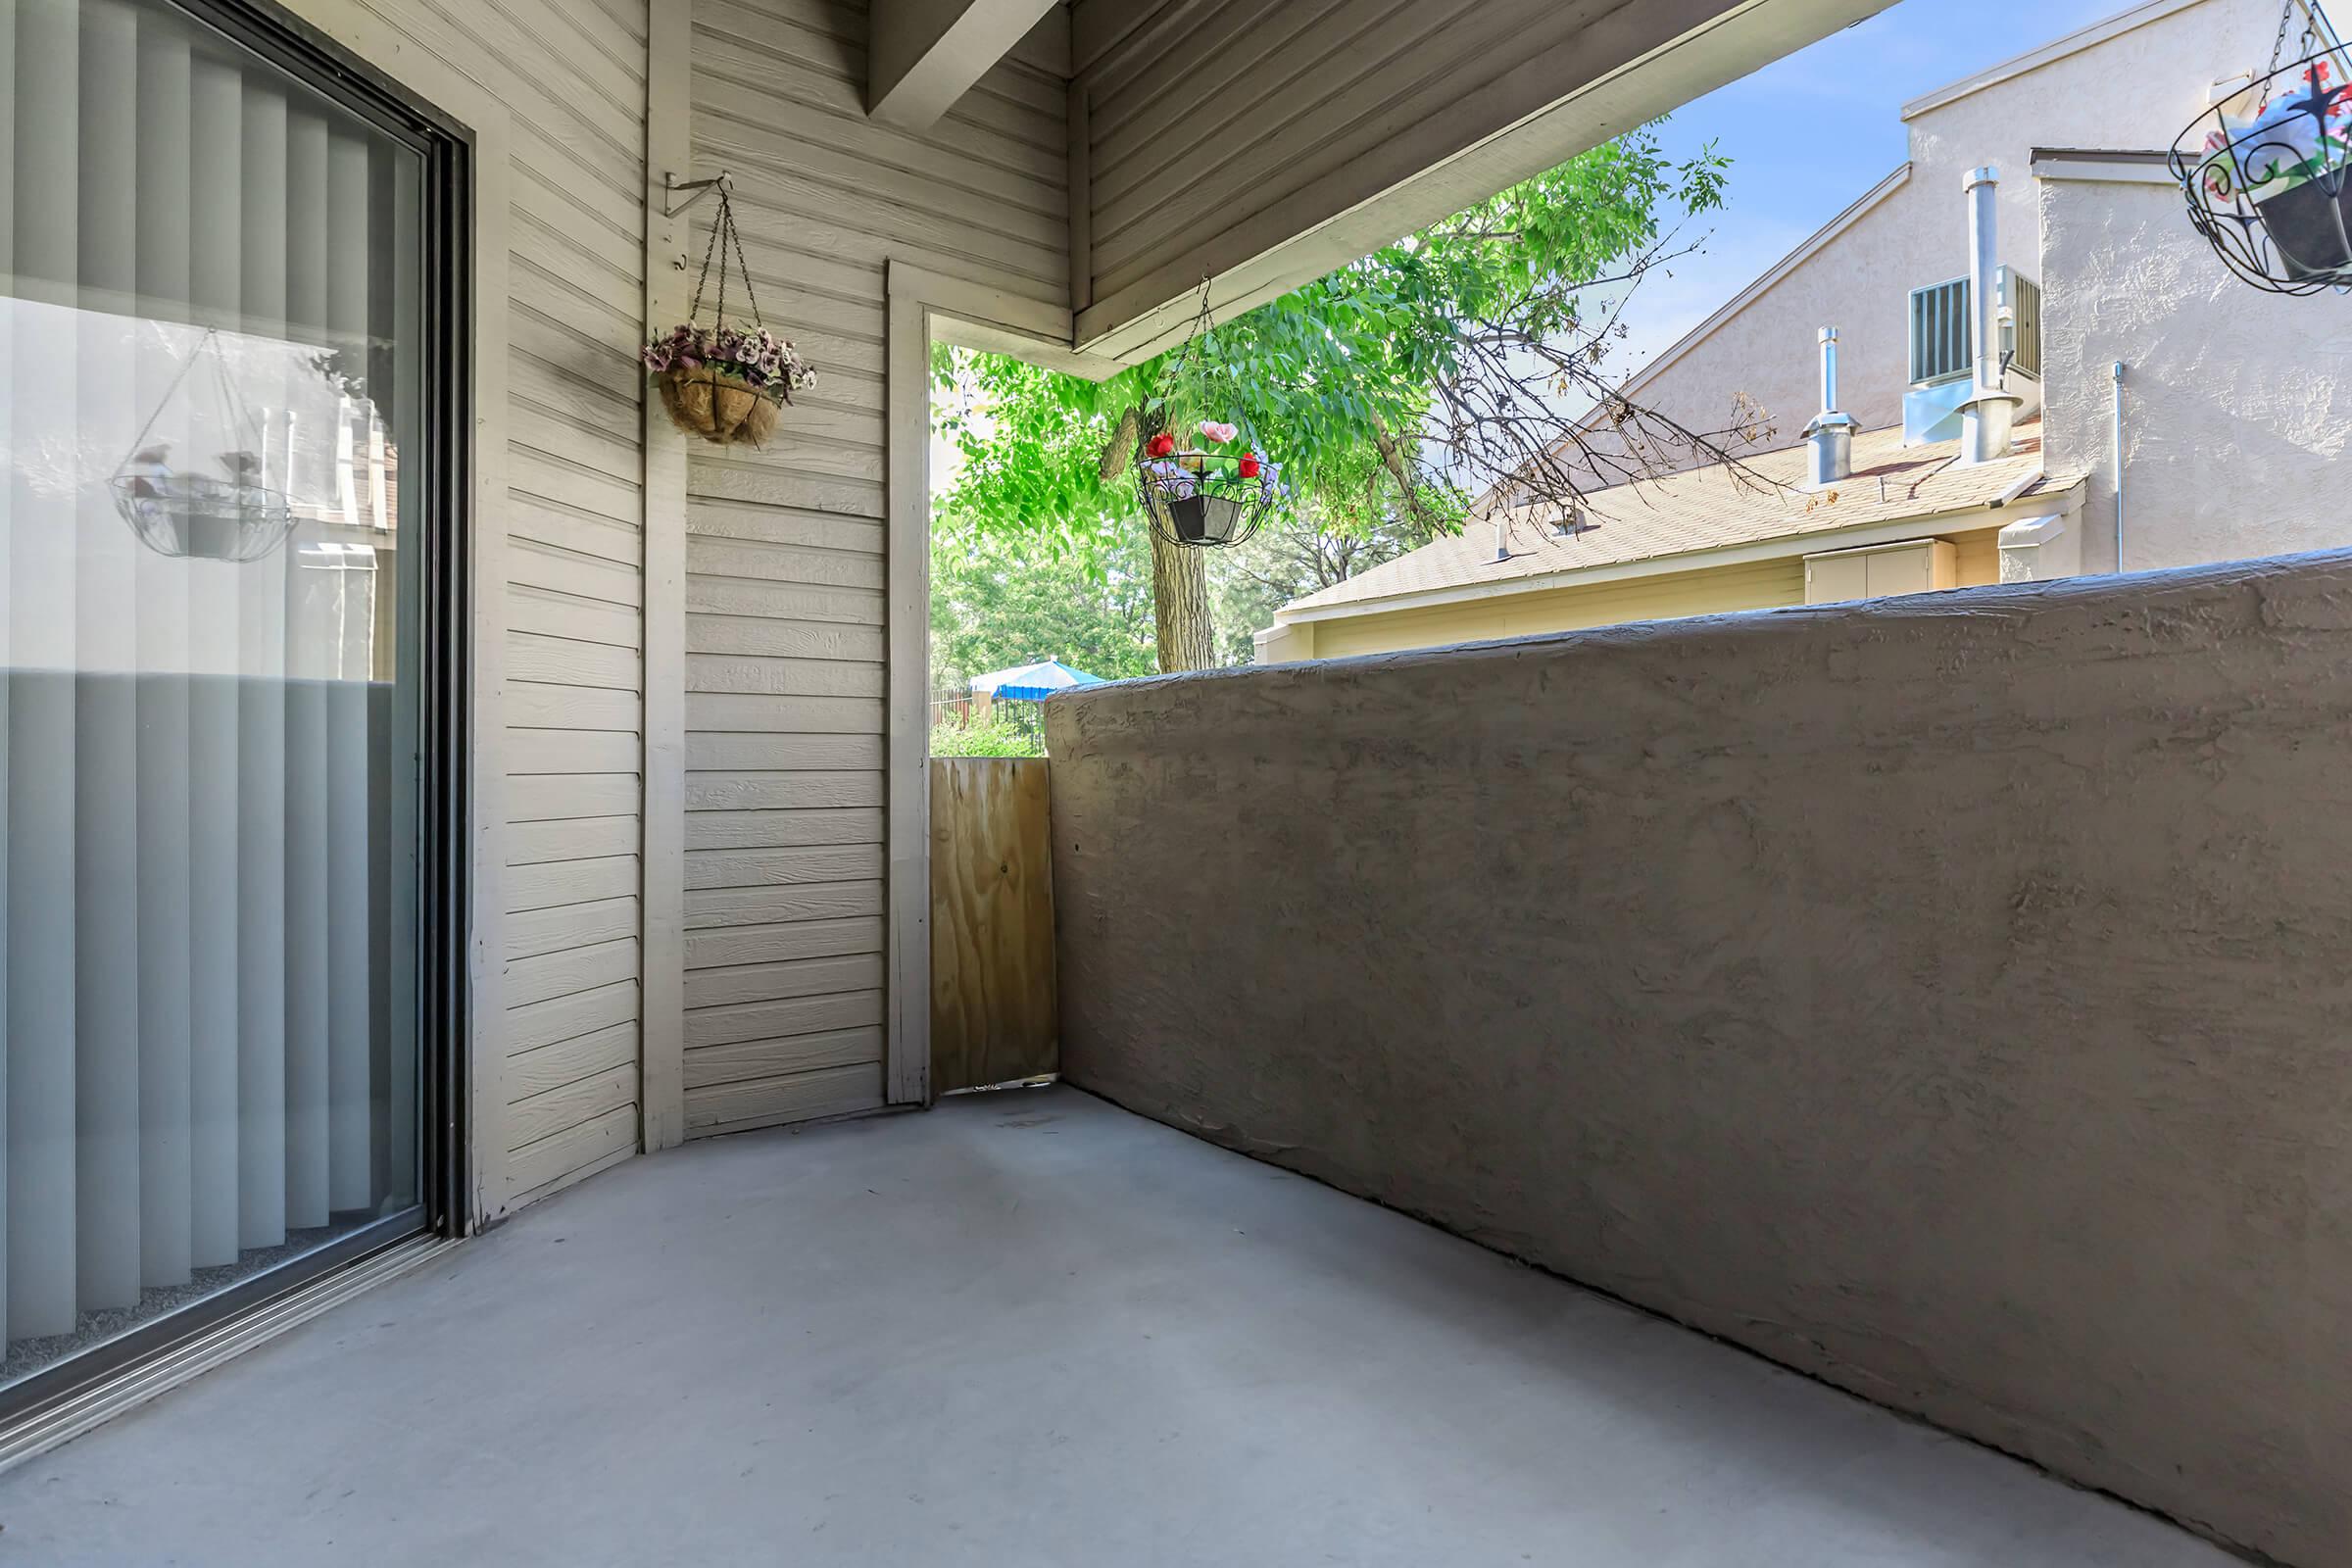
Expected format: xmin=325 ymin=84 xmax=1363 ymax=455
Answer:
xmin=1148 ymin=525 xmax=1216 ymax=672
xmin=1374 ymin=418 xmax=1447 ymax=542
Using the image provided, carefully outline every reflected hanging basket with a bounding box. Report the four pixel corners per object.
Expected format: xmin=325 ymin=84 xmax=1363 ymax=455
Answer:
xmin=644 ymin=180 xmax=813 ymax=447
xmin=2172 ymin=24 xmax=2352 ymax=294
xmin=112 ymin=466 xmax=295 ymax=563
xmin=1126 ymin=284 xmax=1280 ymax=550
xmin=111 ymin=327 xmax=296 ymax=563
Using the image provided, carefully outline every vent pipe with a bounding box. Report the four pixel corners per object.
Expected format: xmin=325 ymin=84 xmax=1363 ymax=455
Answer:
xmin=2112 ymin=360 xmax=2127 ymax=570
xmin=1802 ymin=326 xmax=1854 ymax=489
xmin=1957 ymin=165 xmax=2022 ymax=466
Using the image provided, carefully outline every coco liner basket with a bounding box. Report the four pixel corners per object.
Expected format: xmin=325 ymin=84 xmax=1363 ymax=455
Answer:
xmin=659 ymin=367 xmax=780 ymax=447
xmin=644 ymin=183 xmax=813 ymax=447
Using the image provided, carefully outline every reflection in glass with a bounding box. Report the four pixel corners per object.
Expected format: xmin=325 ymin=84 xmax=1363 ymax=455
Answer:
xmin=1 ymin=0 xmax=424 ymax=1388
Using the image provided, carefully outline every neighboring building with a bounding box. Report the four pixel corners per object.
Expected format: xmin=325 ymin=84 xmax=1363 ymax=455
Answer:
xmin=1257 ymin=421 xmax=2082 ymax=662
xmin=1558 ymin=0 xmax=2278 ymax=489
xmin=1258 ymin=0 xmax=2342 ymax=662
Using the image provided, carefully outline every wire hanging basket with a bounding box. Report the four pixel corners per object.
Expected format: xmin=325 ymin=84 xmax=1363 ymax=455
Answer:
xmin=2171 ymin=3 xmax=2352 ymax=293
xmin=1134 ymin=410 xmax=1277 ymax=549
xmin=110 ymin=327 xmax=296 ymax=563
xmin=644 ymin=178 xmax=814 ymax=447
xmin=1129 ymin=283 xmax=1279 ymax=550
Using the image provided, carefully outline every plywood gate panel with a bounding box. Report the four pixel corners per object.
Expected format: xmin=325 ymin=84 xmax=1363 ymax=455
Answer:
xmin=929 ymin=759 xmax=1057 ymax=1094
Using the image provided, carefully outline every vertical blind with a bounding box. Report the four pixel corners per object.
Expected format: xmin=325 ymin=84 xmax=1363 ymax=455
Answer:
xmin=2 ymin=0 xmax=421 ymax=1363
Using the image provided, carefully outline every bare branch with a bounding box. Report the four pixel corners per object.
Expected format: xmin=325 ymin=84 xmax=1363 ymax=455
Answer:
xmin=1410 ymin=240 xmax=1782 ymax=525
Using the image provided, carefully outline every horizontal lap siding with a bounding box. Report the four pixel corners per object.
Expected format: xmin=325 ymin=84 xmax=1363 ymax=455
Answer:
xmin=355 ymin=0 xmax=650 ymax=1209
xmin=1085 ymin=0 xmax=1579 ymax=303
xmin=683 ymin=0 xmax=1068 ymax=1137
xmin=1309 ymin=558 xmax=1808 ymax=661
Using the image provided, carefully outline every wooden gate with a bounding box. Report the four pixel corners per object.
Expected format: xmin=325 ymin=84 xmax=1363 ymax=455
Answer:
xmin=929 ymin=758 xmax=1057 ymax=1094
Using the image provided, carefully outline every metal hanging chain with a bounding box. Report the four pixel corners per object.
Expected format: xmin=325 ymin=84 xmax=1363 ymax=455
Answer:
xmin=1155 ymin=275 xmax=1249 ymax=433
xmin=1145 ymin=274 xmax=1272 ymax=459
xmin=118 ymin=327 xmax=269 ymax=478
xmin=2272 ymin=0 xmax=2342 ymax=73
xmin=685 ymin=187 xmax=767 ymax=335
xmin=1156 ymin=274 xmax=1217 ymax=402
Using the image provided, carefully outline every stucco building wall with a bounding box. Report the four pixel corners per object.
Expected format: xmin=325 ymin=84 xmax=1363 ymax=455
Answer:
xmin=2036 ymin=161 xmax=2352 ymax=572
xmin=1580 ymin=0 xmax=2277 ymax=487
xmin=1049 ymin=551 xmax=2352 ymax=1568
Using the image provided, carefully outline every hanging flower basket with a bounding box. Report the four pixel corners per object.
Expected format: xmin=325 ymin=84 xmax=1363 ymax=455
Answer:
xmin=1136 ymin=415 xmax=1277 ymax=548
xmin=644 ymin=183 xmax=813 ymax=446
xmin=648 ymin=328 xmax=808 ymax=447
xmin=1124 ymin=287 xmax=1280 ymax=550
xmin=2172 ymin=24 xmax=2352 ymax=293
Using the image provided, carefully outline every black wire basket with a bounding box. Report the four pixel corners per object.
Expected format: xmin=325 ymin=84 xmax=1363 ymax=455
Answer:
xmin=2172 ymin=45 xmax=2352 ymax=294
xmin=1133 ymin=410 xmax=1275 ymax=550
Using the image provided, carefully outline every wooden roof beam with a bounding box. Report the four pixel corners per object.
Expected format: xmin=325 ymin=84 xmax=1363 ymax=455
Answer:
xmin=868 ymin=0 xmax=1064 ymax=129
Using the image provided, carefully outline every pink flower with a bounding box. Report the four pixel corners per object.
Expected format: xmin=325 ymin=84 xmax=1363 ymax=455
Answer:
xmin=1199 ymin=419 xmax=1239 ymax=444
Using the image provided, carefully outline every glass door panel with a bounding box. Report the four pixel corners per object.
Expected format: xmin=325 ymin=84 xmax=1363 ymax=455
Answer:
xmin=1 ymin=0 xmax=430 ymax=1392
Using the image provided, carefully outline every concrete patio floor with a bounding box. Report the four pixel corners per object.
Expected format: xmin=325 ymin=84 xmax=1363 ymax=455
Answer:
xmin=0 ymin=1086 xmax=2236 ymax=1566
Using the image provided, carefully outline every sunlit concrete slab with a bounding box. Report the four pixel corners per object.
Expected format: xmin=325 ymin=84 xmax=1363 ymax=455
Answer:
xmin=0 ymin=1088 xmax=2233 ymax=1566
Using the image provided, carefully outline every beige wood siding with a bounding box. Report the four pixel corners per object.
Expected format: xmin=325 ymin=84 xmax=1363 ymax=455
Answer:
xmin=1067 ymin=0 xmax=1887 ymax=356
xmin=1087 ymin=0 xmax=1491 ymax=304
xmin=1300 ymin=526 xmax=2009 ymax=661
xmin=1951 ymin=525 xmax=2000 ymax=586
xmin=1307 ymin=558 xmax=1808 ymax=661
xmin=681 ymin=0 xmax=1068 ymax=1138
xmin=338 ymin=0 xmax=652 ymax=1213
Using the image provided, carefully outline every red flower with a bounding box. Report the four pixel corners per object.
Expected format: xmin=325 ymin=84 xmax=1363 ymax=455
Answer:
xmin=1238 ymin=453 xmax=1261 ymax=479
xmin=1147 ymin=431 xmax=1176 ymax=459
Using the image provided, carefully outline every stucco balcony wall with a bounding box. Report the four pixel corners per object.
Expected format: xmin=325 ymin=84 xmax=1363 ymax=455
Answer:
xmin=1047 ymin=549 xmax=2352 ymax=1568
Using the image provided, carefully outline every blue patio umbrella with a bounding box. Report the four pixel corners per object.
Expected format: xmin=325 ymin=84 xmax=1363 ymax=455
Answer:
xmin=969 ymin=659 xmax=1106 ymax=702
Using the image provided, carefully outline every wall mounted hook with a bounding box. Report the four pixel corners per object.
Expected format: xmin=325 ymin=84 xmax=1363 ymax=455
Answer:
xmin=663 ymin=171 xmax=733 ymax=219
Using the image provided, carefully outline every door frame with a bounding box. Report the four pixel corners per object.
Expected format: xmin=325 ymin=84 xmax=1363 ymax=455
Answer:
xmin=270 ymin=0 xmax=507 ymax=1226
xmin=881 ymin=263 xmax=1119 ymax=1106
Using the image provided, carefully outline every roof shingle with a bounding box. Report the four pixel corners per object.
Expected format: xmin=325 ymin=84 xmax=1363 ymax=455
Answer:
xmin=1285 ymin=420 xmax=2061 ymax=615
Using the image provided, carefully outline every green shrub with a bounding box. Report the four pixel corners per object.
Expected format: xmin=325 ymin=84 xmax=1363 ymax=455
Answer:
xmin=928 ymin=713 xmax=1042 ymax=758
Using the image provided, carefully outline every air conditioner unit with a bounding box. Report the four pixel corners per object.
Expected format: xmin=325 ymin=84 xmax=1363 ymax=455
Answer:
xmin=1903 ymin=268 xmax=2043 ymax=444
xmin=1995 ymin=514 xmax=2081 ymax=583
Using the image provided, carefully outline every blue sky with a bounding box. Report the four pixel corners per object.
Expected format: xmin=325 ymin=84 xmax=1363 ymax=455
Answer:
xmin=1607 ymin=0 xmax=2130 ymax=379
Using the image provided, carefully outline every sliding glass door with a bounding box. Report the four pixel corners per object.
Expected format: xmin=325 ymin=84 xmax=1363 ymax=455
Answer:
xmin=0 ymin=0 xmax=462 ymax=1402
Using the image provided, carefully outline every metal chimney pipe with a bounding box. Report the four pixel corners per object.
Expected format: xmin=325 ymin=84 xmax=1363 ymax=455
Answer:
xmin=1958 ymin=165 xmax=2020 ymax=466
xmin=1802 ymin=325 xmax=1854 ymax=489
xmin=1968 ymin=166 xmax=2003 ymax=394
